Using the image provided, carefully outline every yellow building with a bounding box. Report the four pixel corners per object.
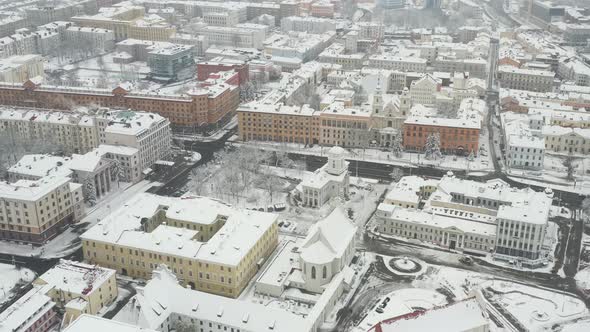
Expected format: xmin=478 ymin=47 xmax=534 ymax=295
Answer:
xmin=72 ymin=6 xmax=175 ymax=41
xmin=81 ymin=193 xmax=279 ymax=298
xmin=33 ymin=259 xmax=117 ymax=327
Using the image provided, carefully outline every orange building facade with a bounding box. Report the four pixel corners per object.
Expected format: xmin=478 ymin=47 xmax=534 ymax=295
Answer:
xmin=403 ymin=121 xmax=480 ymax=155
xmin=0 ymin=79 xmax=239 ymax=130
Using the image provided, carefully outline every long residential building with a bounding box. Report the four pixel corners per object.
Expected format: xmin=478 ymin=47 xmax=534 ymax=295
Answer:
xmin=81 ymin=193 xmax=279 ymax=298
xmin=497 ymin=65 xmax=555 ymax=92
xmin=0 ymin=78 xmax=239 ymax=129
xmin=71 ymin=5 xmax=176 ymax=41
xmin=402 ymin=103 xmax=482 ymax=155
xmin=0 ymin=108 xmax=172 ymax=168
xmin=237 ymin=100 xmax=373 ymax=147
xmin=376 ymin=174 xmax=553 ymax=267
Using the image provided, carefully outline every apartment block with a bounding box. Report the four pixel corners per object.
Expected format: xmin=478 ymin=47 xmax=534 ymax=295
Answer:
xmin=34 ymin=260 xmax=118 ymax=327
xmin=0 ymin=175 xmax=85 ymax=244
xmin=81 ymin=193 xmax=279 ymax=298
xmin=0 ymin=54 xmax=44 ymax=83
xmin=0 ymin=285 xmax=58 ymax=332
xmin=0 ymin=78 xmax=238 ymax=129
xmin=498 ymin=65 xmax=555 ymax=92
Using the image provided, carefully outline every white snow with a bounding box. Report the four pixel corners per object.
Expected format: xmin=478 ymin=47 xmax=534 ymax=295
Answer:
xmin=0 ymin=264 xmax=35 ymax=305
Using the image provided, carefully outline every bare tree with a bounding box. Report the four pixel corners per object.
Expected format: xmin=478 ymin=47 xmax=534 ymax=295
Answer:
xmin=391 ymin=133 xmax=403 ymax=158
xmin=256 ymin=171 xmax=282 ymax=204
xmin=563 ymin=155 xmax=576 ymax=181
xmin=389 ymin=167 xmax=404 ymax=182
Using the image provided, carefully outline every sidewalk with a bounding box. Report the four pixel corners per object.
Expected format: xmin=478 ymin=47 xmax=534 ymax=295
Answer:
xmin=232 ymin=140 xmax=495 ymax=174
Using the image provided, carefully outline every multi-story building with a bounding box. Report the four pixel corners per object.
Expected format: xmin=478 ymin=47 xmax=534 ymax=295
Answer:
xmin=246 ymin=2 xmax=280 ymax=22
xmin=0 ymin=14 xmax=28 ymax=38
xmin=494 ymin=198 xmax=552 ymax=266
xmin=81 ymin=193 xmax=279 ymax=298
xmin=403 ymin=102 xmax=481 ymax=155
xmin=377 ymin=174 xmax=553 ymax=266
xmin=147 ymin=44 xmax=194 ymax=81
xmin=169 ymin=33 xmax=208 ymax=57
xmin=318 ymin=43 xmax=366 ymax=69
xmin=0 ymin=175 xmax=85 ymax=244
xmin=0 ymin=29 xmax=38 ymax=58
xmin=111 ymin=265 xmax=315 ymax=332
xmin=357 ymin=22 xmax=384 ymax=40
xmin=558 ymin=58 xmax=590 ymax=86
xmin=542 ymin=126 xmax=590 ymax=155
xmin=506 ymin=134 xmax=545 ymax=170
xmin=0 ymin=78 xmax=239 ymax=129
xmin=197 ymin=57 xmax=249 ymax=84
xmin=264 ymin=31 xmax=335 ymax=62
xmin=409 ymin=74 xmax=440 ymax=106
xmin=238 ymin=103 xmax=318 ymax=145
xmin=0 ymin=285 xmax=59 ymax=332
xmin=379 ymin=0 xmax=405 ymax=9
xmin=0 ymin=108 xmax=171 ymax=164
xmin=64 ymin=26 xmax=115 ymax=52
xmin=280 ymin=16 xmax=336 ymax=34
xmin=34 ymin=260 xmax=118 ymax=327
xmin=0 ymin=54 xmax=44 ymax=83
xmin=196 ymin=25 xmax=266 ymax=49
xmin=71 ymin=6 xmax=176 ymax=41
xmin=203 ymin=10 xmax=240 ymax=27
xmin=318 ymin=102 xmax=372 ymax=147
xmin=433 ymin=57 xmax=488 ymax=79
xmin=563 ymin=24 xmax=590 ymax=46
xmin=368 ymin=55 xmax=427 ymax=72
xmin=280 ymin=0 xmax=300 ymax=19
xmin=310 ymin=1 xmax=335 ymax=18
xmin=498 ymin=65 xmax=554 ymax=92
xmin=24 ymin=0 xmax=98 ymax=26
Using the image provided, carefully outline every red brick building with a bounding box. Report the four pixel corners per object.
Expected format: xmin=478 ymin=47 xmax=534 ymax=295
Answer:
xmin=197 ymin=57 xmax=249 ymax=85
xmin=0 ymin=78 xmax=239 ymax=130
xmin=403 ymin=118 xmax=480 ymax=155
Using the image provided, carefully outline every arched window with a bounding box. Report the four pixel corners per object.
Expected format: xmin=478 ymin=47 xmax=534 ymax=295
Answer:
xmin=311 ymin=266 xmax=316 ymax=279
xmin=322 ymin=266 xmax=327 ymax=279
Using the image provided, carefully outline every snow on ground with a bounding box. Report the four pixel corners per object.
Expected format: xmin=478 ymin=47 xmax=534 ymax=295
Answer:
xmin=232 ymin=141 xmax=495 ymax=173
xmin=0 ymin=264 xmax=35 ymax=305
xmin=559 ymin=319 xmax=590 ymax=332
xmin=355 ymin=288 xmax=447 ymax=331
xmin=0 ymin=180 xmax=159 ymax=258
xmin=411 ymin=264 xmax=588 ymax=331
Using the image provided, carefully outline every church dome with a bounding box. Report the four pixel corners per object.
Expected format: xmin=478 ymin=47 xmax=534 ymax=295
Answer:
xmin=328 ymin=146 xmax=345 ymax=156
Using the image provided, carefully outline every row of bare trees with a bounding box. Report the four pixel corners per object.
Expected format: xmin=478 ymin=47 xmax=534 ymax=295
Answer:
xmin=187 ymin=147 xmax=304 ymax=205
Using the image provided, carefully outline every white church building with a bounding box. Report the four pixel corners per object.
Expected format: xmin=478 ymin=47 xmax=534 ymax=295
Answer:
xmin=299 ymin=208 xmax=357 ymax=293
xmin=298 ymin=146 xmax=350 ymax=208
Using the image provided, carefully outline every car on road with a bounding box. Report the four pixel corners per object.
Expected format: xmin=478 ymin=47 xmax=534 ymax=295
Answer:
xmin=459 ymin=256 xmax=474 ymax=266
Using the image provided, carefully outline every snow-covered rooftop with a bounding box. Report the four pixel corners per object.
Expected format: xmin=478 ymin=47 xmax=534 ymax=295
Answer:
xmin=0 ymin=176 xmax=72 ymax=201
xmin=37 ymin=260 xmax=115 ymax=297
xmin=300 ymin=208 xmax=356 ymax=265
xmin=81 ymin=193 xmax=277 ymax=266
xmin=379 ymin=204 xmax=497 ymax=237
xmin=374 ymin=297 xmax=488 ymax=332
xmin=64 ymin=314 xmax=158 ymax=332
xmin=0 ymin=285 xmax=54 ymax=332
xmin=114 ymin=265 xmax=311 ymax=331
